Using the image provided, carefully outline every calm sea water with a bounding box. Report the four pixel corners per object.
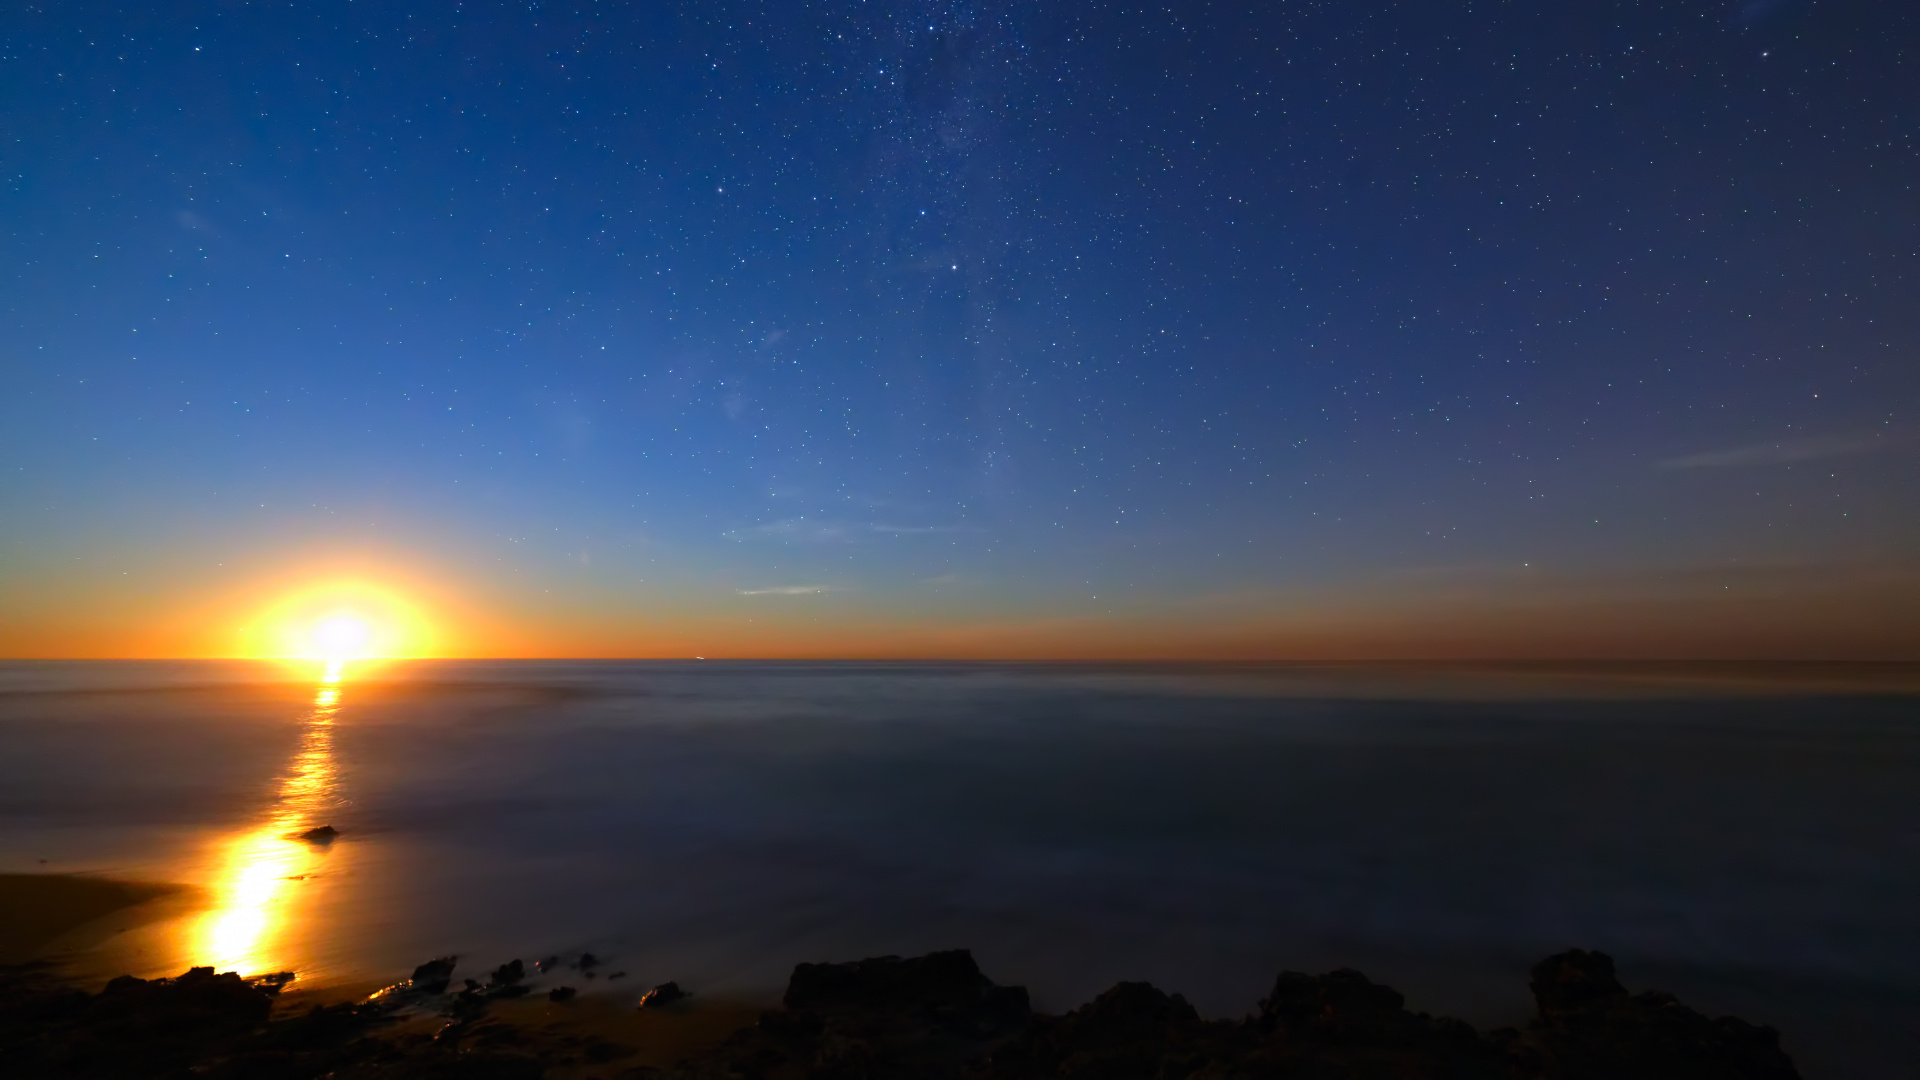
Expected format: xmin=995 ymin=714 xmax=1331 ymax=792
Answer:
xmin=0 ymin=661 xmax=1914 ymax=1077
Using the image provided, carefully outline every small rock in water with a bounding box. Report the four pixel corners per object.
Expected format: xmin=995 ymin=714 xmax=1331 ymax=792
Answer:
xmin=483 ymin=959 xmax=531 ymax=996
xmin=249 ymin=971 xmax=296 ymax=995
xmin=548 ymin=986 xmax=577 ymax=1002
xmin=297 ymin=825 xmax=339 ymax=843
xmin=410 ymin=957 xmax=458 ymax=995
xmin=578 ymin=951 xmax=600 ymax=972
xmin=638 ymin=981 xmax=686 ymax=1009
xmin=608 ymin=971 xmax=628 ymax=981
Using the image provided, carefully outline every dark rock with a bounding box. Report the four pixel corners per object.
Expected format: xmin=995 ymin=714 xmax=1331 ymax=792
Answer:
xmin=1518 ymin=949 xmax=1801 ymax=1080
xmin=1233 ymin=967 xmax=1509 ymax=1079
xmin=1532 ymin=948 xmax=1630 ymax=1017
xmin=448 ymin=977 xmax=496 ymax=1025
xmin=992 ymin=967 xmax=1510 ymax=1080
xmin=98 ymin=966 xmax=276 ymax=1033
xmin=411 ymin=956 xmax=458 ymax=994
xmin=608 ymin=971 xmax=628 ymax=980
xmin=0 ymin=966 xmax=277 ymax=1078
xmin=680 ymin=950 xmax=1031 ymax=1080
xmin=988 ymin=980 xmax=1213 ymax=1080
xmin=0 ymin=961 xmax=575 ymax=1079
xmin=1261 ymin=965 xmax=1408 ymax=1025
xmin=637 ymin=981 xmax=686 ymax=1009
xmin=249 ymin=971 xmax=296 ymax=995
xmin=535 ymin=955 xmax=560 ymax=974
xmin=783 ymin=948 xmax=1029 ymax=1027
xmin=296 ymin=825 xmax=338 ymax=844
xmin=249 ymin=997 xmax=390 ymax=1054
xmin=578 ymin=951 xmax=600 ymax=972
xmin=0 ymin=947 xmax=1803 ymax=1080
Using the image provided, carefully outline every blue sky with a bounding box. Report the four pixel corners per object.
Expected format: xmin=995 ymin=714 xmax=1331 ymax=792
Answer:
xmin=2 ymin=0 xmax=1915 ymax=657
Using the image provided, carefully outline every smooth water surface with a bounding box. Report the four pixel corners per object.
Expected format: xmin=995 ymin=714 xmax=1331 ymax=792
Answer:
xmin=0 ymin=661 xmax=1914 ymax=1077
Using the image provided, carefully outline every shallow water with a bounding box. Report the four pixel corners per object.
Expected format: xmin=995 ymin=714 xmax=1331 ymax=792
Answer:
xmin=0 ymin=660 xmax=1914 ymax=1077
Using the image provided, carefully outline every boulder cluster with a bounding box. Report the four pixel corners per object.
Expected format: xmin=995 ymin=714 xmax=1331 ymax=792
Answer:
xmin=0 ymin=947 xmax=1799 ymax=1078
xmin=683 ymin=948 xmax=1799 ymax=1080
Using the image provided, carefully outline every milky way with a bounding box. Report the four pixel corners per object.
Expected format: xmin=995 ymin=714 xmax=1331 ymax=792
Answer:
xmin=2 ymin=0 xmax=1914 ymax=655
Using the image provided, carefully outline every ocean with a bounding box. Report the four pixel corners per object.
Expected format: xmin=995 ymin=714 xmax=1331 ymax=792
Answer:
xmin=0 ymin=660 xmax=1913 ymax=1077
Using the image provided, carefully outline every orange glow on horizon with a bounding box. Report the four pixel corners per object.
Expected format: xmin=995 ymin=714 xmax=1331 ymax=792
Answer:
xmin=237 ymin=580 xmax=439 ymax=660
xmin=1 ymin=547 xmax=1915 ymax=660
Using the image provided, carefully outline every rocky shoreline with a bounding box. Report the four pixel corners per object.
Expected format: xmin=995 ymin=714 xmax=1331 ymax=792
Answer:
xmin=0 ymin=947 xmax=1800 ymax=1078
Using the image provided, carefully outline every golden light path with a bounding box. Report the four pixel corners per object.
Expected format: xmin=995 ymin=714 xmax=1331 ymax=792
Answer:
xmin=190 ymin=659 xmax=348 ymax=976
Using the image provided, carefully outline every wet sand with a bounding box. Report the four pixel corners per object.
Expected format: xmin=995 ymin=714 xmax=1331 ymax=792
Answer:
xmin=0 ymin=874 xmax=183 ymax=964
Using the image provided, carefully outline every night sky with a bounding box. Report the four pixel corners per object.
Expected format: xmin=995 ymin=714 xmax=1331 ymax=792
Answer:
xmin=3 ymin=0 xmax=1915 ymax=658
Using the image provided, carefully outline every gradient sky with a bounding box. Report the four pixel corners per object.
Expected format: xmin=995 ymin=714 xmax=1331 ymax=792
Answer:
xmin=2 ymin=0 xmax=1915 ymax=658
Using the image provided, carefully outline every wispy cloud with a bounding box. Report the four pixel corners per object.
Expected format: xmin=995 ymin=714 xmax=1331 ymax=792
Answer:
xmin=725 ymin=517 xmax=980 ymax=542
xmin=724 ymin=518 xmax=852 ymax=543
xmin=737 ymin=584 xmax=839 ymax=596
xmin=869 ymin=524 xmax=980 ymax=536
xmin=1656 ymin=434 xmax=1890 ymax=471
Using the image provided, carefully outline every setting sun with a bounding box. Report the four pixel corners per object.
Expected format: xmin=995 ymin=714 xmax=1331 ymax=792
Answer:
xmin=311 ymin=614 xmax=372 ymax=660
xmin=238 ymin=580 xmax=438 ymax=661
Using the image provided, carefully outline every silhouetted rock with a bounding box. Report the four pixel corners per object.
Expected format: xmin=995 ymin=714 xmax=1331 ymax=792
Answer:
xmin=1517 ymin=949 xmax=1800 ymax=1080
xmin=0 ymin=961 xmax=578 ymax=1078
xmin=0 ymin=947 xmax=1801 ymax=1080
xmin=0 ymin=965 xmax=341 ymax=1078
xmin=297 ymin=825 xmax=339 ymax=844
xmin=988 ymin=980 xmax=1214 ymax=1080
xmin=97 ymin=966 xmax=275 ymax=1036
xmin=783 ymin=948 xmax=1030 ymax=1029
xmin=681 ymin=950 xmax=1030 ymax=1079
xmin=1243 ymin=966 xmax=1504 ymax=1075
xmin=410 ymin=956 xmax=458 ymax=995
xmin=680 ymin=949 xmax=1797 ymax=1080
xmin=990 ymin=967 xmax=1509 ymax=1080
xmin=451 ymin=979 xmax=493 ymax=1023
xmin=638 ymin=981 xmax=686 ymax=1009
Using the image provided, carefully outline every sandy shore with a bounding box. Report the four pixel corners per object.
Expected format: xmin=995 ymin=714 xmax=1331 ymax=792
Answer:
xmin=0 ymin=873 xmax=184 ymax=964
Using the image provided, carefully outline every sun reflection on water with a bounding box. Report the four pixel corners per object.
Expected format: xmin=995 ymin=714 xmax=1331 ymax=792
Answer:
xmin=190 ymin=661 xmax=347 ymax=976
